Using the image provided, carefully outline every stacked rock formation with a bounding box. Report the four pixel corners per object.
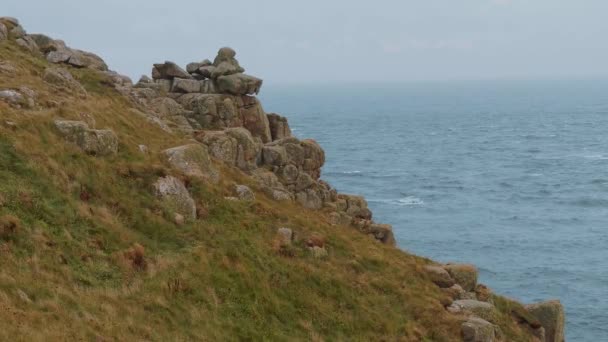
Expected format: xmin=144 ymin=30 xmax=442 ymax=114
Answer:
xmin=111 ymin=47 xmax=398 ymax=245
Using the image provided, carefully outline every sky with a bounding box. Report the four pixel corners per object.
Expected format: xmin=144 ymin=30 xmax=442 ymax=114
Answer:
xmin=4 ymin=0 xmax=608 ymax=84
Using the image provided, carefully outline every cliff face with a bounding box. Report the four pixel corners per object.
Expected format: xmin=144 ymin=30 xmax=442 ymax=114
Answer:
xmin=0 ymin=17 xmax=564 ymax=341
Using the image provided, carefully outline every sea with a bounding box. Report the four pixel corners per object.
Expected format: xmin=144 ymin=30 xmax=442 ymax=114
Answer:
xmin=260 ymin=80 xmax=608 ymax=341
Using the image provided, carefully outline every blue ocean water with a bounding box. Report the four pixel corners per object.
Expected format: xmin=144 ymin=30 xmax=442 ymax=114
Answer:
xmin=260 ymin=80 xmax=608 ymax=341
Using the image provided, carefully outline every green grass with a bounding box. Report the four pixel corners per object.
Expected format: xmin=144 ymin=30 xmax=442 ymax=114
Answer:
xmin=0 ymin=38 xmax=539 ymax=341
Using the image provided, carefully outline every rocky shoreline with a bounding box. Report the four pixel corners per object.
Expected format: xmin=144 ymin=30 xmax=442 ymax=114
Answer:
xmin=0 ymin=17 xmax=565 ymax=342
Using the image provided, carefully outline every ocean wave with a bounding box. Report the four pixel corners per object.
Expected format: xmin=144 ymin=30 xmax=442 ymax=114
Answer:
xmin=397 ymin=196 xmax=425 ymax=206
xmin=325 ymin=170 xmax=363 ymax=176
xmin=369 ymin=196 xmax=424 ymax=206
xmin=582 ymin=154 xmax=608 ymax=160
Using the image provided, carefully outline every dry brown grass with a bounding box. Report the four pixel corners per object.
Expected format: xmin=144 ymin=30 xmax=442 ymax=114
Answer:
xmin=0 ymin=38 xmax=540 ymax=341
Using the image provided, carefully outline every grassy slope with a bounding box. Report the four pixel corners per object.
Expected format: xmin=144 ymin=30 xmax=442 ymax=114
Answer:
xmin=0 ymin=39 xmax=535 ymax=341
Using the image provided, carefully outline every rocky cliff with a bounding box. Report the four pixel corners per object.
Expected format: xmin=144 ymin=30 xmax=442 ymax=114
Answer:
xmin=0 ymin=17 xmax=564 ymax=341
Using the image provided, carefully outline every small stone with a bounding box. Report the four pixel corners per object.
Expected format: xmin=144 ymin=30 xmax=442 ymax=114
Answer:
xmin=3 ymin=121 xmax=17 ymax=130
xmin=443 ymin=264 xmax=478 ymax=292
xmin=16 ymin=289 xmax=31 ymax=303
xmin=234 ymin=184 xmax=255 ymax=201
xmin=174 ymin=213 xmax=185 ymax=226
xmin=424 ymin=265 xmax=456 ymax=288
xmin=0 ymin=89 xmax=23 ymax=107
xmin=276 ymin=228 xmax=293 ymax=246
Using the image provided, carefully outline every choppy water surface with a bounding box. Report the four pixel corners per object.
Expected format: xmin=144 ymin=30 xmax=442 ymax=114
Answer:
xmin=261 ymin=80 xmax=608 ymax=341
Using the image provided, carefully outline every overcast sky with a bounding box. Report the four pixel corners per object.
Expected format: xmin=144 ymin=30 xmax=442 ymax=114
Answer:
xmin=5 ymin=0 xmax=608 ymax=83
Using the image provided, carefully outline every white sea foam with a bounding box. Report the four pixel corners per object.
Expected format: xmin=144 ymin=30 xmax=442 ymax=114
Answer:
xmin=582 ymin=154 xmax=608 ymax=160
xmin=397 ymin=196 xmax=425 ymax=206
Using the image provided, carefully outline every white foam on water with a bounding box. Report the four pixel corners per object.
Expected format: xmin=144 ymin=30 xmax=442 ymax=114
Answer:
xmin=397 ymin=196 xmax=425 ymax=206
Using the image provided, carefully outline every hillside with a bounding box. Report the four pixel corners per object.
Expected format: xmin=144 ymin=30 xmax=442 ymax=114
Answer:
xmin=0 ymin=17 xmax=563 ymax=341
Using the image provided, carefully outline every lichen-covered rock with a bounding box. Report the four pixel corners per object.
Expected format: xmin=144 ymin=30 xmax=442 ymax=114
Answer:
xmin=442 ymin=284 xmax=466 ymax=300
xmin=239 ymin=96 xmax=271 ymax=143
xmin=211 ymin=47 xmax=244 ymax=77
xmin=171 ymin=78 xmax=201 ymax=93
xmin=262 ymin=145 xmax=288 ymax=166
xmin=54 ymin=120 xmax=118 ymax=156
xmin=443 ymin=264 xmax=478 ymax=292
xmin=267 ymin=113 xmax=292 ymax=141
xmin=46 ymin=50 xmax=71 ymax=63
xmin=461 ymin=317 xmax=496 ymax=342
xmin=150 ymin=97 xmax=184 ymax=117
xmin=187 ymin=60 xmax=210 ymax=74
xmin=44 ymin=45 xmax=107 ymax=70
xmin=216 ymin=74 xmax=262 ymax=95
xmin=367 ymin=223 xmax=396 ymax=245
xmin=29 ymin=34 xmax=64 ymax=53
xmin=276 ymin=227 xmax=293 ymax=246
xmin=152 ymin=61 xmax=191 ymax=80
xmin=0 ymin=23 xmax=7 ymax=41
xmin=15 ymin=35 xmax=38 ymax=52
xmin=197 ymin=128 xmax=261 ymax=171
xmin=525 ymin=300 xmax=565 ymax=342
xmin=234 ymin=184 xmax=255 ymax=201
xmin=0 ymin=17 xmax=19 ymax=29
xmin=225 ymin=127 xmax=262 ymax=171
xmin=43 ymin=67 xmax=87 ymax=97
xmin=163 ymin=144 xmax=219 ymax=182
xmin=301 ymin=139 xmax=325 ymax=178
xmin=424 ymin=265 xmax=456 ymax=288
xmin=153 ymin=176 xmax=196 ymax=220
xmin=0 ymin=90 xmax=24 ymax=107
xmin=295 ymin=188 xmax=323 ymax=210
xmin=102 ymin=71 xmax=133 ymax=87
xmin=80 ymin=129 xmax=119 ymax=156
xmin=253 ymin=170 xmax=293 ymax=201
xmin=0 ymin=61 xmax=16 ymax=75
xmin=199 ymin=130 xmax=238 ymax=165
xmin=9 ymin=25 xmax=26 ymax=39
xmin=448 ymin=300 xmax=499 ymax=323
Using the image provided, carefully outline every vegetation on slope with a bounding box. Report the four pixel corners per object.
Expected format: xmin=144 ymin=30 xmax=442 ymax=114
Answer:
xmin=0 ymin=37 xmax=537 ymax=341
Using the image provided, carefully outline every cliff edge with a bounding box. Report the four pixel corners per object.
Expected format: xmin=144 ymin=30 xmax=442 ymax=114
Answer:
xmin=0 ymin=17 xmax=564 ymax=341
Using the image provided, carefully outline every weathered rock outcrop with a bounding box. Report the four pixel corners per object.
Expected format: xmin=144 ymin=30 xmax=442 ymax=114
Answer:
xmin=525 ymin=300 xmax=565 ymax=342
xmin=267 ymin=113 xmax=292 ymax=141
xmin=163 ymin=144 xmax=219 ymax=182
xmin=54 ymin=120 xmax=118 ymax=156
xmin=43 ymin=67 xmax=87 ymax=98
xmin=153 ymin=176 xmax=196 ymax=220
xmin=461 ymin=317 xmax=498 ymax=342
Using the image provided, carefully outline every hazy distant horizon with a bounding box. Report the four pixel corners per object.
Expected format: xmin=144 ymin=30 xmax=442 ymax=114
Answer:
xmin=5 ymin=0 xmax=608 ymax=83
